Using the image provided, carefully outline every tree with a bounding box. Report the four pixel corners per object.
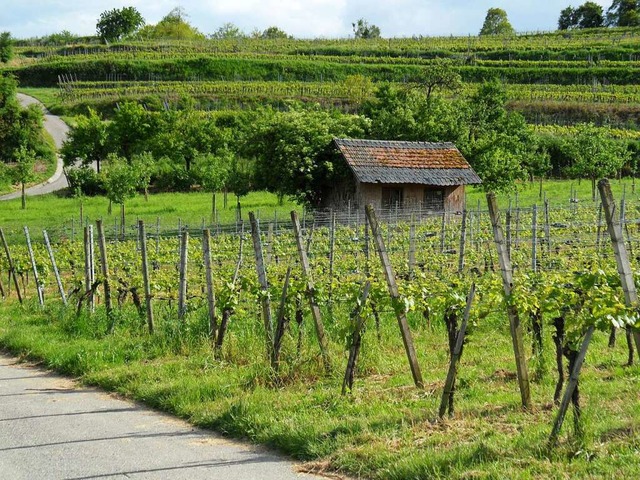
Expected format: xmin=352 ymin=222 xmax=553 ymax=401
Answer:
xmin=576 ymin=2 xmax=605 ymax=28
xmin=479 ymin=8 xmax=515 ymax=36
xmin=12 ymin=145 xmax=37 ymax=210
xmin=0 ymin=32 xmax=14 ymax=63
xmin=564 ymin=123 xmax=630 ymax=201
xmin=414 ymin=58 xmax=462 ymax=101
xmin=138 ymin=7 xmax=205 ymax=40
xmin=210 ymin=23 xmax=245 ymax=39
xmin=259 ymin=26 xmax=291 ymax=39
xmin=96 ymin=7 xmax=145 ymax=42
xmin=101 ymin=155 xmax=140 ymax=237
xmin=352 ymin=18 xmax=381 ymax=39
xmin=607 ymin=0 xmax=640 ymax=26
xmin=558 ymin=7 xmax=578 ymax=29
xmin=60 ymin=108 xmax=108 ymax=172
xmin=249 ymin=108 xmax=368 ymax=206
xmin=192 ymin=152 xmax=232 ymax=221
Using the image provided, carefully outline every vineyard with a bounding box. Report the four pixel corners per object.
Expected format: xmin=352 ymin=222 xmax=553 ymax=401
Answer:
xmin=5 ymin=27 xmax=640 ymax=128
xmin=0 ymin=180 xmax=638 ymax=477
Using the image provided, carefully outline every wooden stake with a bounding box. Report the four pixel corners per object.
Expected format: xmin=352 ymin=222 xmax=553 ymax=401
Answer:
xmin=44 ymin=230 xmax=66 ymax=306
xmin=549 ymin=326 xmax=595 ymax=445
xmin=24 ymin=227 xmax=44 ymax=307
xmin=272 ymin=266 xmax=292 ymax=371
xmin=178 ymin=229 xmax=189 ymax=321
xmin=487 ymin=193 xmax=531 ymax=409
xmin=439 ymin=283 xmax=476 ymax=419
xmin=95 ymin=221 xmax=111 ymax=322
xmin=598 ymin=179 xmax=640 ymax=356
xmin=138 ymin=221 xmax=154 ymax=334
xmin=0 ymin=228 xmax=23 ymax=303
xmin=532 ymin=204 xmax=538 ymax=273
xmin=249 ymin=212 xmax=274 ymax=358
xmin=342 ymin=281 xmax=371 ymax=395
xmin=83 ymin=226 xmax=92 ymax=312
xmin=291 ymin=211 xmax=331 ymax=372
xmin=365 ymin=204 xmax=424 ymax=388
xmin=202 ymin=229 xmax=216 ymax=345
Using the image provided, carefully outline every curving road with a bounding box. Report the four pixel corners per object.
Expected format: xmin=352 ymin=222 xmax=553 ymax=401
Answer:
xmin=0 ymin=93 xmax=70 ymax=201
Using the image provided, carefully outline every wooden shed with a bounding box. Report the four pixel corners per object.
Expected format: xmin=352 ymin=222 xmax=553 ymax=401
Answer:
xmin=328 ymin=139 xmax=482 ymax=212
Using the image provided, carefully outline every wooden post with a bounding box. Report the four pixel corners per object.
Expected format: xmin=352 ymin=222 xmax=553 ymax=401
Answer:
xmin=266 ymin=222 xmax=273 ymax=264
xmin=178 ymin=229 xmax=189 ymax=321
xmin=95 ymin=221 xmax=111 ymax=319
xmin=408 ymin=218 xmax=416 ymax=279
xmin=202 ymin=229 xmax=217 ymax=345
xmin=342 ymin=281 xmax=371 ymax=395
xmin=531 ymin=205 xmax=538 ymax=273
xmin=291 ymin=211 xmax=331 ymax=372
xmin=272 ymin=266 xmax=292 ymax=371
xmin=365 ymin=204 xmax=424 ymax=388
xmin=544 ymin=199 xmax=551 ymax=255
xmin=598 ymin=179 xmax=640 ymax=355
xmin=487 ymin=193 xmax=531 ymax=409
xmin=138 ymin=221 xmax=154 ymax=334
xmin=0 ymin=228 xmax=23 ymax=303
xmin=439 ymin=283 xmax=476 ymax=418
xmin=458 ymin=209 xmax=468 ymax=275
xmin=549 ymin=326 xmax=595 ymax=445
xmin=43 ymin=230 xmax=66 ymax=306
xmin=83 ymin=226 xmax=92 ymax=312
xmin=249 ymin=212 xmax=274 ymax=357
xmin=24 ymin=227 xmax=44 ymax=307
xmin=89 ymin=225 xmax=95 ymax=308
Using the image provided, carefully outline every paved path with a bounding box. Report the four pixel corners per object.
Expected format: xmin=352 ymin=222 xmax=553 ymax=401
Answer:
xmin=0 ymin=354 xmax=319 ymax=479
xmin=0 ymin=94 xmax=69 ymax=201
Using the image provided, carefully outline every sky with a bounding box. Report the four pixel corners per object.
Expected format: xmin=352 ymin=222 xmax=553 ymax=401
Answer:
xmin=0 ymin=1 xmax=614 ymax=39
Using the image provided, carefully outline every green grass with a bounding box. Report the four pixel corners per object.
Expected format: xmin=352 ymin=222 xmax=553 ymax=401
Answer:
xmin=0 ymin=131 xmax=57 ymax=195
xmin=0 ymin=297 xmax=638 ymax=479
xmin=0 ymin=190 xmax=298 ymax=242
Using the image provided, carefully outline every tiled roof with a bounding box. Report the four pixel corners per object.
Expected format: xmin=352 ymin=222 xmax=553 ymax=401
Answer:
xmin=334 ymin=138 xmax=482 ymax=186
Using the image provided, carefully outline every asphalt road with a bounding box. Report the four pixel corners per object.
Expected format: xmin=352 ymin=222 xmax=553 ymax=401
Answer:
xmin=0 ymin=94 xmax=69 ymax=201
xmin=0 ymin=354 xmax=319 ymax=479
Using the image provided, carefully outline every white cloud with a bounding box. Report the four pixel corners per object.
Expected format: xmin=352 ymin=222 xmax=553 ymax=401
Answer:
xmin=0 ymin=0 xmax=617 ymax=39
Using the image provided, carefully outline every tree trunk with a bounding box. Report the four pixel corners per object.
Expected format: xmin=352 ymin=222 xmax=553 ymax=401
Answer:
xmin=21 ymin=183 xmax=26 ymax=210
xmin=592 ymin=177 xmax=596 ymax=202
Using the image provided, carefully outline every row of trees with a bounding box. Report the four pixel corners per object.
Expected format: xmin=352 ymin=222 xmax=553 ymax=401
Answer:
xmin=60 ymin=73 xmax=633 ymax=206
xmin=559 ymin=1 xmax=640 ymax=29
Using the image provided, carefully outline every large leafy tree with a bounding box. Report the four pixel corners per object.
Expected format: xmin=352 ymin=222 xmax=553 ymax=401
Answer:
xmin=12 ymin=145 xmax=37 ymax=210
xmin=479 ymin=8 xmax=515 ymax=36
xmin=607 ymin=0 xmax=640 ymax=26
xmin=352 ymin=18 xmax=381 ymax=39
xmin=192 ymin=152 xmax=232 ymax=220
xmin=96 ymin=7 xmax=145 ymax=42
xmin=210 ymin=23 xmax=245 ymax=39
xmin=564 ymin=123 xmax=630 ymax=200
xmin=0 ymin=32 xmax=13 ymax=63
xmin=60 ymin=108 xmax=108 ymax=172
xmin=559 ymin=2 xmax=605 ymax=29
xmin=248 ymin=109 xmax=368 ymax=206
xmin=138 ymin=7 xmax=205 ymax=40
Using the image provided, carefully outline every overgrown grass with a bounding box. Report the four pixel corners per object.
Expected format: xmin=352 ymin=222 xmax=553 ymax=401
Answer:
xmin=0 ymin=297 xmax=638 ymax=479
xmin=0 ymin=190 xmax=298 ymax=243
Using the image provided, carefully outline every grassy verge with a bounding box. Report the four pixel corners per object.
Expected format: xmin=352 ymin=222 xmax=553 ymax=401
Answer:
xmin=0 ymin=298 xmax=638 ymax=479
xmin=0 ymin=130 xmax=57 ymax=196
xmin=0 ymin=190 xmax=298 ymax=242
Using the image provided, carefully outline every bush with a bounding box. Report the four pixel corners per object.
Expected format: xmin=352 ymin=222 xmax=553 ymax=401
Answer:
xmin=66 ymin=166 xmax=104 ymax=196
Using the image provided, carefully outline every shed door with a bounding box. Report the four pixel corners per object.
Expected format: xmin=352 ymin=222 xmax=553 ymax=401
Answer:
xmin=382 ymin=187 xmax=403 ymax=210
xmin=424 ymin=188 xmax=445 ymax=211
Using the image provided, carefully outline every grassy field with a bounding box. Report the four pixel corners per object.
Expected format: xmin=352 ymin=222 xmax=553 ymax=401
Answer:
xmin=0 ymin=296 xmax=637 ymax=479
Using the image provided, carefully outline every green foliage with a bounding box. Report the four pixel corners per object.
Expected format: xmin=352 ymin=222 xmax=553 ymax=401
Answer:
xmin=0 ymin=31 xmax=14 ymax=63
xmin=60 ymin=108 xmax=108 ymax=171
xmin=210 ymin=23 xmax=245 ymax=40
xmin=66 ymin=165 xmax=104 ymax=196
xmin=192 ymin=152 xmax=232 ymax=193
xmin=96 ymin=7 xmax=145 ymax=42
xmin=607 ymin=0 xmax=640 ymax=26
xmin=352 ymin=18 xmax=381 ymax=39
xmin=258 ymin=26 xmax=291 ymax=39
xmin=101 ymin=154 xmax=139 ymax=205
xmin=249 ymin=108 xmax=368 ymax=206
xmin=563 ymin=123 xmax=631 ymax=199
xmin=138 ymin=8 xmax=205 ymax=40
xmin=559 ymin=3 xmax=605 ymax=29
xmin=479 ymin=8 xmax=515 ymax=36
